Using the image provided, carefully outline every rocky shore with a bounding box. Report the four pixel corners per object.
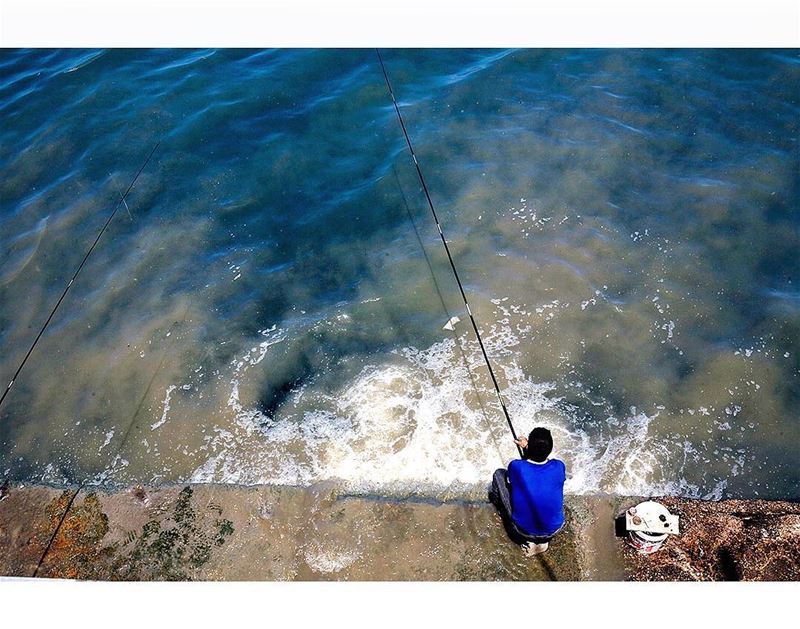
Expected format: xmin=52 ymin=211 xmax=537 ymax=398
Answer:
xmin=0 ymin=482 xmax=797 ymax=581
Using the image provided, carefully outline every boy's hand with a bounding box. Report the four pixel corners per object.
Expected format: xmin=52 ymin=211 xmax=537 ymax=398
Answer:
xmin=514 ymin=437 xmax=528 ymax=449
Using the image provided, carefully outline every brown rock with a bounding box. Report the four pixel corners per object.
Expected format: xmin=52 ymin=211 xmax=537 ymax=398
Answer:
xmin=622 ymin=498 xmax=800 ymax=581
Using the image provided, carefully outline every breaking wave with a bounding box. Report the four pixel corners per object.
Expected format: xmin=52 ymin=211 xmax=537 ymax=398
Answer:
xmin=183 ymin=307 xmax=731 ymax=500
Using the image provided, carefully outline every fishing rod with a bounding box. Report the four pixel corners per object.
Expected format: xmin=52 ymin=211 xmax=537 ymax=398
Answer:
xmin=0 ymin=142 xmax=161 ymax=575
xmin=376 ymin=50 xmax=523 ymax=458
xmin=393 ymin=166 xmax=507 ymax=465
xmin=0 ymin=142 xmax=160 ymax=411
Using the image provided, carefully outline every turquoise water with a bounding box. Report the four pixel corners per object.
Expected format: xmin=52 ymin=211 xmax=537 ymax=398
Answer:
xmin=0 ymin=49 xmax=798 ymax=499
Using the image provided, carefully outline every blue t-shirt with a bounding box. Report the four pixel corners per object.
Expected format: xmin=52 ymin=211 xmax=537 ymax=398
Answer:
xmin=508 ymin=458 xmax=566 ymax=537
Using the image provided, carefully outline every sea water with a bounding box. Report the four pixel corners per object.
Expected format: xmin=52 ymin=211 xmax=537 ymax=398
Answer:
xmin=0 ymin=49 xmax=798 ymax=500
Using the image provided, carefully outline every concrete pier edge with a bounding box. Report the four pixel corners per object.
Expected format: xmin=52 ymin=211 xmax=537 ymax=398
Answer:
xmin=1 ymin=482 xmax=798 ymax=581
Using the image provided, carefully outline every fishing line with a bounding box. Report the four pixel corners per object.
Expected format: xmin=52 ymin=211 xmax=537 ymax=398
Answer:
xmin=377 ymin=50 xmax=523 ymax=457
xmin=0 ymin=142 xmax=160 ymax=411
xmin=32 ymin=297 xmax=192 ymax=577
xmin=392 ymin=165 xmax=506 ymax=465
xmin=32 ymin=346 xmax=171 ymax=577
xmin=25 ymin=145 xmax=164 ymax=576
xmin=31 ymin=486 xmax=81 ymax=577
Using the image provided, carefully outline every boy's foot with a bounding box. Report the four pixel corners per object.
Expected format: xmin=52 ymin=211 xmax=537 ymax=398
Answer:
xmin=522 ymin=542 xmax=549 ymax=557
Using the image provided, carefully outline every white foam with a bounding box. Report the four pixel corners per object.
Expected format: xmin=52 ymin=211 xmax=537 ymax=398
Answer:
xmin=91 ymin=454 xmax=129 ymax=485
xmin=150 ymin=385 xmax=176 ymax=430
xmin=99 ymin=429 xmax=114 ymax=452
xmin=180 ymin=309 xmax=714 ymax=498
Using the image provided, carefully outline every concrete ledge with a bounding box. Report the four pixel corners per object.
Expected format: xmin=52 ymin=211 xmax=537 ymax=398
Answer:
xmin=0 ymin=483 xmax=797 ymax=581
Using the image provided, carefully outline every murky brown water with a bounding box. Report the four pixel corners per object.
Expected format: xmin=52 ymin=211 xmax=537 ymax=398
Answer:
xmin=1 ymin=49 xmax=798 ymax=500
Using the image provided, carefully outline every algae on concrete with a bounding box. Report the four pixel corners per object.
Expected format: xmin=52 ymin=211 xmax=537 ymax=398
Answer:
xmin=1 ymin=483 xmax=798 ymax=581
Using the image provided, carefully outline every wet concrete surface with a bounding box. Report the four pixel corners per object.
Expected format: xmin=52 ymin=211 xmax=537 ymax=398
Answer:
xmin=0 ymin=483 xmax=796 ymax=581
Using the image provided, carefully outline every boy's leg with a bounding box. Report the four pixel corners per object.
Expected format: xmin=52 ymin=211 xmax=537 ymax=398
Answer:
xmin=490 ymin=468 xmax=513 ymax=521
xmin=491 ymin=469 xmax=548 ymax=548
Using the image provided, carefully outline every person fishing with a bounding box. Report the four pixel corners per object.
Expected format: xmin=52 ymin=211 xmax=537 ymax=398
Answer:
xmin=378 ymin=53 xmax=565 ymax=557
xmin=489 ymin=427 xmax=566 ymax=556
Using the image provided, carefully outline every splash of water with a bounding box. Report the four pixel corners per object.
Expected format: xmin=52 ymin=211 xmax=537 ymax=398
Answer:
xmin=181 ymin=306 xmax=726 ymax=499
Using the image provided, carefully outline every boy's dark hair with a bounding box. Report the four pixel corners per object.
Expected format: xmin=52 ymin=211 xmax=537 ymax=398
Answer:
xmin=525 ymin=427 xmax=553 ymax=462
